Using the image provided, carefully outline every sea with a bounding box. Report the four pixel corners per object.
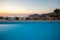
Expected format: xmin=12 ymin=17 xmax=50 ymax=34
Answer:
xmin=0 ymin=21 xmax=60 ymax=40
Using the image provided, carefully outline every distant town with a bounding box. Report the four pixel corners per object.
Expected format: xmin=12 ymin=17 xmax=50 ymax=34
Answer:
xmin=0 ymin=8 xmax=60 ymax=21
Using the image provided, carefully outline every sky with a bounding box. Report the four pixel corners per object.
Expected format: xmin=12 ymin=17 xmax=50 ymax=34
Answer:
xmin=0 ymin=0 xmax=60 ymax=15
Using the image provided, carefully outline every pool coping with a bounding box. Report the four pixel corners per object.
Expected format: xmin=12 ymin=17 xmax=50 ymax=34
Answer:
xmin=0 ymin=20 xmax=60 ymax=22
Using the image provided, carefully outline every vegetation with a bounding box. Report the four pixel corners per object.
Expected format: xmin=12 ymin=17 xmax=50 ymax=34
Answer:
xmin=54 ymin=8 xmax=60 ymax=13
xmin=0 ymin=8 xmax=60 ymax=21
xmin=0 ymin=16 xmax=4 ymax=19
xmin=5 ymin=17 xmax=9 ymax=20
xmin=15 ymin=17 xmax=19 ymax=20
xmin=28 ymin=8 xmax=60 ymax=20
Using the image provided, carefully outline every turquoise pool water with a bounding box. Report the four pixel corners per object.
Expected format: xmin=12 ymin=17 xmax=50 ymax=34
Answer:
xmin=0 ymin=22 xmax=60 ymax=40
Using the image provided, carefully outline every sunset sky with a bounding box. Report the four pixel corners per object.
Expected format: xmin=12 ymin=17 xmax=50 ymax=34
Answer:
xmin=0 ymin=0 xmax=60 ymax=15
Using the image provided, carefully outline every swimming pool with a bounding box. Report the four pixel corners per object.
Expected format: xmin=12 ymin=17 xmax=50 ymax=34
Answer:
xmin=0 ymin=21 xmax=60 ymax=40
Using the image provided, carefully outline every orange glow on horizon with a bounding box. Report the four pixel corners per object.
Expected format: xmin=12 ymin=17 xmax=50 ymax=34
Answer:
xmin=0 ymin=10 xmax=52 ymax=15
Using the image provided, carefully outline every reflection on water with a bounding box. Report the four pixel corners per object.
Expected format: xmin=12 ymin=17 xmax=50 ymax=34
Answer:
xmin=0 ymin=22 xmax=60 ymax=40
xmin=0 ymin=24 xmax=22 ymax=32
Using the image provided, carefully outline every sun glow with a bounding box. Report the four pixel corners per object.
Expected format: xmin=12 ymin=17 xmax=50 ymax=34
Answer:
xmin=0 ymin=5 xmax=50 ymax=14
xmin=0 ymin=0 xmax=59 ymax=15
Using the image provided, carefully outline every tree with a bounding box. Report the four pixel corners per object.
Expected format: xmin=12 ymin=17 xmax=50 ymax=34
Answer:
xmin=26 ymin=17 xmax=29 ymax=20
xmin=5 ymin=17 xmax=9 ymax=20
xmin=54 ymin=8 xmax=60 ymax=13
xmin=53 ymin=8 xmax=60 ymax=20
xmin=0 ymin=16 xmax=4 ymax=19
xmin=15 ymin=17 xmax=19 ymax=20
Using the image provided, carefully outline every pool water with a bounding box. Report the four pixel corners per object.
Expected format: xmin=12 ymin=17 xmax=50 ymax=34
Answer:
xmin=0 ymin=22 xmax=60 ymax=40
